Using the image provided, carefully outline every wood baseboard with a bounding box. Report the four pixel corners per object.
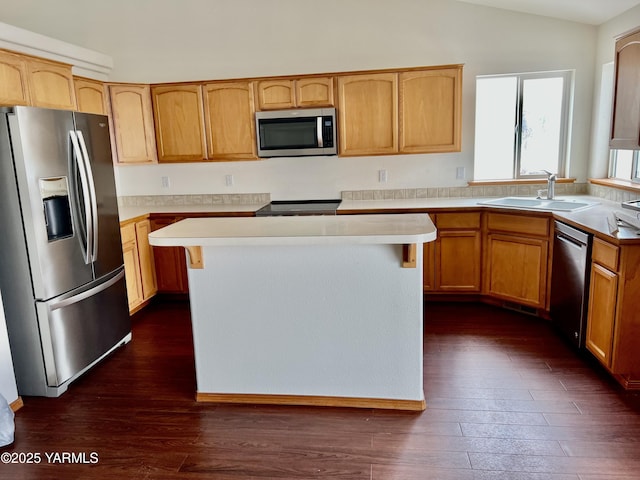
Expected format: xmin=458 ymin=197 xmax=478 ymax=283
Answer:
xmin=613 ymin=374 xmax=640 ymax=390
xmin=196 ymin=392 xmax=426 ymax=411
xmin=10 ymin=397 xmax=23 ymax=412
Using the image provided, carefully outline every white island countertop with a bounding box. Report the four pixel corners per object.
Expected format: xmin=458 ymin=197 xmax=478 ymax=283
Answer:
xmin=148 ymin=213 xmax=436 ymax=247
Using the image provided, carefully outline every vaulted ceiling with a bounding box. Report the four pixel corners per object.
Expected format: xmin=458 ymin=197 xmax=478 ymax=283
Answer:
xmin=457 ymin=0 xmax=640 ymax=25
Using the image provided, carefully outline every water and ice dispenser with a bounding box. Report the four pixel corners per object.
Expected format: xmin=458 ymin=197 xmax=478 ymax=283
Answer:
xmin=39 ymin=177 xmax=73 ymax=241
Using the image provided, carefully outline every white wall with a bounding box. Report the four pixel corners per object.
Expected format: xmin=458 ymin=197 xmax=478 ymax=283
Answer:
xmin=0 ymin=0 xmax=603 ymax=198
xmin=589 ymin=5 xmax=640 ymax=178
xmin=108 ymin=0 xmax=598 ymax=199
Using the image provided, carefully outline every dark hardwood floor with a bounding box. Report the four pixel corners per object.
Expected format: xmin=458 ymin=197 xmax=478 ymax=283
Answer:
xmin=3 ymin=300 xmax=640 ymax=479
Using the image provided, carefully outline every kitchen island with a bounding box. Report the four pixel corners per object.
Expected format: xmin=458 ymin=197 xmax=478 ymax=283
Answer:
xmin=148 ymin=214 xmax=436 ymax=411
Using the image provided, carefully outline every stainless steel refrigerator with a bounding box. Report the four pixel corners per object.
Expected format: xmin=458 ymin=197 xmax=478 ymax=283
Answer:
xmin=0 ymin=106 xmax=131 ymax=397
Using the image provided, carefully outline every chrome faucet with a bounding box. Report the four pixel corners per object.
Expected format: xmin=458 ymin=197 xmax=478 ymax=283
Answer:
xmin=537 ymin=170 xmax=557 ymax=200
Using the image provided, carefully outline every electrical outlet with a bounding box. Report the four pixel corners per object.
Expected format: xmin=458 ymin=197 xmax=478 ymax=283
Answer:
xmin=378 ymin=169 xmax=388 ymax=183
xmin=225 ymin=174 xmax=234 ymax=186
xmin=161 ymin=176 xmax=170 ymax=188
xmin=456 ymin=167 xmax=465 ymax=180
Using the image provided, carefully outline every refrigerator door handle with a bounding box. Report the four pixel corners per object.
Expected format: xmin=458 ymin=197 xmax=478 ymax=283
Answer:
xmin=76 ymin=130 xmax=99 ymax=263
xmin=69 ymin=130 xmax=92 ymax=264
xmin=48 ymin=269 xmax=125 ymax=311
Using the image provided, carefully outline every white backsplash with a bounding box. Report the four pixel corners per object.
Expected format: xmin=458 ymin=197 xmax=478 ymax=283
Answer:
xmin=341 ymin=183 xmax=589 ymax=201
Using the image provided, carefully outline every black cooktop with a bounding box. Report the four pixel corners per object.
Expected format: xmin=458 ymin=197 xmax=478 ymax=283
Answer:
xmin=255 ymin=199 xmax=342 ymax=216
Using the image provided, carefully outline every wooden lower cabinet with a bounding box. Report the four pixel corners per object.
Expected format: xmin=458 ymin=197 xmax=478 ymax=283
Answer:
xmin=485 ymin=233 xmax=548 ymax=308
xmin=150 ymin=216 xmax=189 ymax=294
xmin=423 ymin=241 xmax=435 ymax=291
xmin=136 ymin=219 xmax=158 ymax=299
xmin=424 ymin=212 xmax=482 ymax=293
xmin=122 ymin=224 xmax=143 ymax=311
xmin=586 ymin=238 xmax=640 ymax=388
xmin=483 ymin=212 xmax=551 ymax=310
xmin=436 ymin=230 xmax=481 ymax=291
xmin=586 ymin=262 xmax=618 ymax=366
xmin=121 ymin=218 xmax=157 ymax=313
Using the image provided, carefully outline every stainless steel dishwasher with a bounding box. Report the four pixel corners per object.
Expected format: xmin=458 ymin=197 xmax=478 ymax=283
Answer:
xmin=550 ymin=221 xmax=593 ymax=349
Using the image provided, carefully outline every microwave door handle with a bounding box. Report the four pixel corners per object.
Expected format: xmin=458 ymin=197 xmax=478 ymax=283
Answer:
xmin=76 ymin=130 xmax=99 ymax=263
xmin=69 ymin=130 xmax=92 ymax=264
xmin=316 ymin=117 xmax=323 ymax=148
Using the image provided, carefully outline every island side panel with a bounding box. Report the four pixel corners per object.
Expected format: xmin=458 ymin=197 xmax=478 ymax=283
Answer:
xmin=187 ymin=243 xmax=424 ymax=404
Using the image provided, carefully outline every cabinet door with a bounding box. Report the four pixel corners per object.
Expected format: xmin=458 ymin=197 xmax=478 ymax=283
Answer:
xmin=423 ymin=241 xmax=435 ymax=291
xmin=399 ymin=67 xmax=462 ymax=153
xmin=436 ymin=231 xmax=481 ymax=291
xmin=121 ymin=224 xmax=143 ymax=311
xmin=296 ymin=77 xmax=335 ymax=107
xmin=257 ymin=79 xmax=295 ymax=110
xmin=611 ymin=30 xmax=640 ymax=149
xmin=109 ymin=84 xmax=158 ymax=164
xmin=135 ymin=219 xmax=158 ymax=300
xmin=203 ymin=81 xmax=257 ymax=160
xmin=26 ymin=58 xmax=76 ymax=110
xmin=337 ymin=73 xmax=398 ymax=156
xmin=74 ymin=77 xmax=107 ymax=115
xmin=586 ymin=263 xmax=618 ymax=368
xmin=150 ymin=217 xmax=188 ymax=293
xmin=0 ymin=50 xmax=30 ymax=106
xmin=485 ymin=233 xmax=548 ymax=307
xmin=151 ymin=84 xmax=207 ymax=162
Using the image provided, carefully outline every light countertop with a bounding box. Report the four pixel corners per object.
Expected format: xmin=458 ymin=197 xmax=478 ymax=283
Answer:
xmin=118 ymin=203 xmax=266 ymax=222
xmin=339 ymin=196 xmax=640 ymax=242
xmin=148 ymin=213 xmax=436 ymax=247
xmin=121 ymin=194 xmax=640 ymax=243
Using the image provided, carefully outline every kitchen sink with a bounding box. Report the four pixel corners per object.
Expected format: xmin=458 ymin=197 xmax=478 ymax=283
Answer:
xmin=478 ymin=197 xmax=597 ymax=212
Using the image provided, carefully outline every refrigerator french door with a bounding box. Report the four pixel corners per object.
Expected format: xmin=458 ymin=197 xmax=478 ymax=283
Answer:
xmin=0 ymin=106 xmax=131 ymax=397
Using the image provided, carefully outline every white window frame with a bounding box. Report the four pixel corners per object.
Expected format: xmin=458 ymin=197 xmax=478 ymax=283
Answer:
xmin=609 ymin=149 xmax=640 ymax=183
xmin=474 ymin=70 xmax=573 ymax=180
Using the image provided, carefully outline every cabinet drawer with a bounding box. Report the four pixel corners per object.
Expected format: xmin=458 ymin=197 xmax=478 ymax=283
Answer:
xmin=120 ymin=222 xmax=137 ymax=244
xmin=486 ymin=212 xmax=549 ymax=237
xmin=592 ymin=238 xmax=619 ymax=272
xmin=436 ymin=212 xmax=481 ymax=229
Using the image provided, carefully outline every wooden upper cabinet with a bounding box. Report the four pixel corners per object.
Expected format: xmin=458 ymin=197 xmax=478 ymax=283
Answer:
xmin=257 ymin=79 xmax=295 ymax=110
xmin=338 ymin=72 xmax=398 ymax=156
xmin=74 ymin=77 xmax=107 ymax=115
xmin=257 ymin=76 xmax=335 ymax=110
xmin=0 ymin=49 xmax=30 ymax=106
xmin=611 ymin=29 xmax=640 ymax=149
xmin=203 ymin=81 xmax=257 ymax=160
xmin=109 ymin=84 xmax=158 ymax=164
xmin=296 ymin=77 xmax=334 ymax=107
xmin=151 ymin=84 xmax=207 ymax=162
xmin=400 ymin=67 xmax=462 ymax=153
xmin=26 ymin=58 xmax=76 ymax=110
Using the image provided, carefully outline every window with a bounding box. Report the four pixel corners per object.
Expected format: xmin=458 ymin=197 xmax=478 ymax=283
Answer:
xmin=474 ymin=71 xmax=573 ymax=180
xmin=610 ymin=149 xmax=640 ymax=183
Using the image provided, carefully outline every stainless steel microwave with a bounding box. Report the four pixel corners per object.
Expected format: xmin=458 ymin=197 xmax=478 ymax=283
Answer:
xmin=255 ymin=107 xmax=337 ymax=157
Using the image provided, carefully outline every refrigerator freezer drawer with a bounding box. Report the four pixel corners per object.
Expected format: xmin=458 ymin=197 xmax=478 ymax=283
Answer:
xmin=36 ymin=268 xmax=131 ymax=389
